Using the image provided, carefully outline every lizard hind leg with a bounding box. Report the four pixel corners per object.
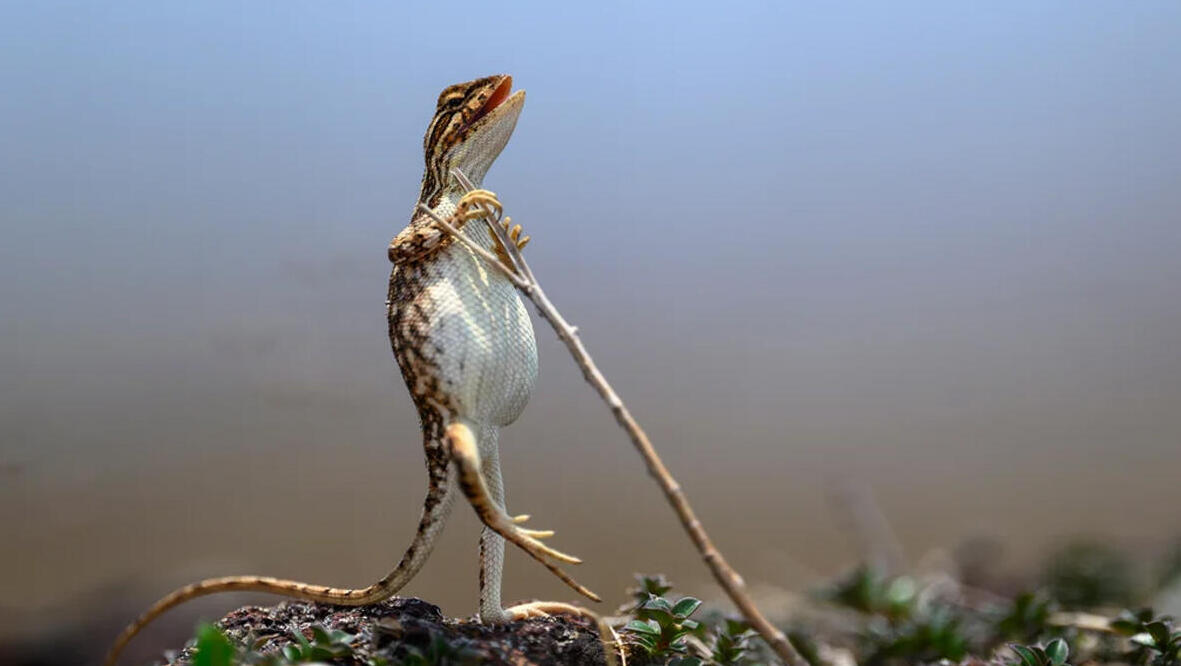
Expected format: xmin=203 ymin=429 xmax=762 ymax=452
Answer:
xmin=445 ymin=421 xmax=602 ymax=616
xmin=477 ymin=425 xmax=509 ymax=622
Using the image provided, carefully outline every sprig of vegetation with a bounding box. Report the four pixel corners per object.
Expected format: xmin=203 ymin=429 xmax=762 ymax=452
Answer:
xmin=711 ymin=619 xmax=757 ymax=666
xmin=861 ymin=607 xmax=969 ymax=664
xmin=822 ymin=565 xmax=969 ymax=663
xmin=280 ymin=625 xmax=358 ymax=663
xmin=190 ymin=621 xmax=379 ymax=666
xmin=823 ymin=565 xmax=917 ymax=622
xmin=622 ymin=573 xmax=675 ymax=613
xmin=194 ymin=623 xmax=236 ymax=666
xmin=620 ymin=574 xmax=777 ymax=665
xmin=1042 ymin=542 xmax=1137 ymax=609
xmin=623 ymin=595 xmax=704 ymax=659
xmin=391 ymin=630 xmax=479 ymax=666
xmin=1111 ymin=610 xmax=1181 ymax=665
xmin=1008 ymin=638 xmax=1071 ymax=666
xmin=997 ymin=592 xmax=1059 ymax=643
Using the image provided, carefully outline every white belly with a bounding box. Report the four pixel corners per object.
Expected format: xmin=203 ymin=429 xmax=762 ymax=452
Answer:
xmin=416 ymin=223 xmax=538 ymax=427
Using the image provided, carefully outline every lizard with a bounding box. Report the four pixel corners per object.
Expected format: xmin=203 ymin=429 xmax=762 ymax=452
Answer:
xmin=104 ymin=74 xmax=598 ymax=666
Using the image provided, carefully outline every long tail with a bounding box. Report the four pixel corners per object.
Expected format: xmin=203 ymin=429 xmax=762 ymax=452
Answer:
xmin=104 ymin=463 xmax=457 ymax=666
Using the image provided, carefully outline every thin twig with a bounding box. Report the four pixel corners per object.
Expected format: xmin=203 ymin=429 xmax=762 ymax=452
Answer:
xmin=444 ymin=168 xmax=808 ymax=666
xmin=596 ymin=612 xmax=625 ymax=666
xmin=415 ymin=204 xmax=531 ymax=291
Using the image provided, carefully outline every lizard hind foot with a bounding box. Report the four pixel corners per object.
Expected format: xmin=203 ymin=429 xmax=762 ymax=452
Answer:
xmin=510 ymin=513 xmax=554 ymax=538
xmin=499 ymin=601 xmax=625 ymax=666
xmin=503 ymin=600 xmax=596 ymax=621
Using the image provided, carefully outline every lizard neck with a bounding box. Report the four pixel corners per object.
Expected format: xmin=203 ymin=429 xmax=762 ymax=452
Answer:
xmin=421 ymin=180 xmax=484 ymax=220
xmin=418 ymin=155 xmax=495 ymax=216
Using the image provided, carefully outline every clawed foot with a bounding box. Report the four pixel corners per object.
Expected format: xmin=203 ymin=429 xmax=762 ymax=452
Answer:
xmin=504 ymin=600 xmax=596 ymax=620
xmin=510 ymin=514 xmax=555 ymax=541
xmin=493 ymin=512 xmax=581 ymax=565
xmin=455 ymin=189 xmax=530 ymax=267
xmin=486 ymin=504 xmax=599 ymax=601
xmin=455 ymin=189 xmax=503 ymax=224
xmin=498 ymin=216 xmax=530 ymax=250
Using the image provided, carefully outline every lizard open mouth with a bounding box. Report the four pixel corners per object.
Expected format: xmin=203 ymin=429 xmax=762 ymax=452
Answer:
xmin=461 ymin=76 xmax=515 ymax=135
xmin=477 ymin=76 xmax=513 ymax=120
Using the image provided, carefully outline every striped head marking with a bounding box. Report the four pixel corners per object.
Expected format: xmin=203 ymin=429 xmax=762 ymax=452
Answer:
xmin=419 ymin=75 xmax=525 ymax=206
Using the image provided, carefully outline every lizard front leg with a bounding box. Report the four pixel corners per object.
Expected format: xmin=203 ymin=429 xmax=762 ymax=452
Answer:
xmin=388 ymin=189 xmax=524 ymax=266
xmin=387 ymin=213 xmax=456 ymax=264
xmin=445 ymin=421 xmax=601 ymax=614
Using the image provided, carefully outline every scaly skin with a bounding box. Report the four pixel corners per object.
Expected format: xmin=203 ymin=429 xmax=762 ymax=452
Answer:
xmin=103 ymin=75 xmax=595 ymax=666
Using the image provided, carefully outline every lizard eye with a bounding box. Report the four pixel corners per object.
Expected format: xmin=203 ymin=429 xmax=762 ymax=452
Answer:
xmin=436 ymin=86 xmax=463 ymax=109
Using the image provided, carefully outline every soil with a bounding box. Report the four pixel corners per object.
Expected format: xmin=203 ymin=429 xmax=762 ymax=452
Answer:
xmin=167 ymin=597 xmax=609 ymax=666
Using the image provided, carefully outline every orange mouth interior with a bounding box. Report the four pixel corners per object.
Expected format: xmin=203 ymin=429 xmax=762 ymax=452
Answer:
xmin=472 ymin=76 xmax=513 ymax=125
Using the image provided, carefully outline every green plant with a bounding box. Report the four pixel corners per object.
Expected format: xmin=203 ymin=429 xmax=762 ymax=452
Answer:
xmin=187 ymin=621 xmax=392 ymax=666
xmin=194 ymin=623 xmax=236 ymax=666
xmin=820 ymin=565 xmax=969 ymax=664
xmin=785 ymin=630 xmax=824 ymax=666
xmin=823 ymin=565 xmax=916 ymax=622
xmin=624 ymin=595 xmax=704 ymax=659
xmin=1158 ymin=542 xmax=1181 ymax=592
xmin=997 ymin=592 xmax=1058 ymax=643
xmin=711 ymin=618 xmax=756 ymax=665
xmin=1008 ymin=638 xmax=1071 ymax=666
xmin=862 ymin=607 xmax=969 ymax=664
xmin=1111 ymin=609 xmax=1181 ymax=666
xmin=623 ymin=573 xmax=675 ymax=612
xmin=392 ymin=629 xmax=480 ymax=666
xmin=277 ymin=624 xmax=358 ymax=663
xmin=1041 ymin=542 xmax=1137 ymax=609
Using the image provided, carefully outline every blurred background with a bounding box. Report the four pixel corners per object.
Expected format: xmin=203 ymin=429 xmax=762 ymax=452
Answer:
xmin=2 ymin=2 xmax=1179 ymax=663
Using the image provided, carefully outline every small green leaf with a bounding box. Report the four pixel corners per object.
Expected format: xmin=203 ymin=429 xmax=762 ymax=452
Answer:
xmin=625 ymin=619 xmax=660 ymax=636
xmin=1131 ymin=632 xmax=1156 ymax=647
xmin=193 ymin=624 xmax=235 ymax=666
xmin=290 ymin=624 xmax=311 ymax=650
xmin=643 ymin=597 xmax=674 ymax=614
xmin=1110 ymin=619 xmax=1141 ymax=635
xmin=1044 ymin=638 xmax=1069 ymax=665
xmin=885 ymin=577 xmax=916 ymax=605
xmin=1147 ymin=621 xmax=1172 ymax=646
xmin=724 ymin=618 xmax=750 ymax=636
xmin=309 ymin=624 xmax=332 ymax=644
xmin=282 ymin=644 xmax=300 ymax=661
xmin=680 ymin=619 xmax=700 ymax=631
xmin=1009 ymin=644 xmax=1040 ymax=666
xmin=671 ymin=597 xmax=703 ymax=618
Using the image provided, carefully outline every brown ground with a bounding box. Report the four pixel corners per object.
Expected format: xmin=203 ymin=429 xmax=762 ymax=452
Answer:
xmin=168 ymin=598 xmax=608 ymax=666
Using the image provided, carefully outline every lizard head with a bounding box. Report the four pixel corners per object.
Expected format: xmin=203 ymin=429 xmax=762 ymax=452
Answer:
xmin=419 ymin=74 xmax=525 ymax=206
